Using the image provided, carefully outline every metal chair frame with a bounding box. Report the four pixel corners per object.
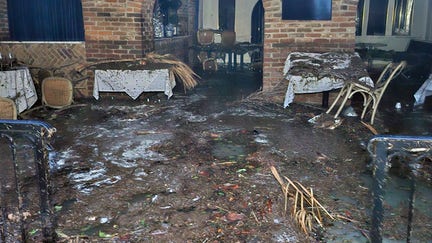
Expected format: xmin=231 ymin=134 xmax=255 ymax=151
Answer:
xmin=326 ymin=61 xmax=407 ymax=125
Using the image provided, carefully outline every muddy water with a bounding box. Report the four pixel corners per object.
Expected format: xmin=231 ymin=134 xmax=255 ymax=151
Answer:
xmin=25 ymin=69 xmax=432 ymax=242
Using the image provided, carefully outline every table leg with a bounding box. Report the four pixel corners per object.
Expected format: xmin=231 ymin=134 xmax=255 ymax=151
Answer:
xmin=233 ymin=51 xmax=237 ymax=71
xmin=322 ymin=91 xmax=329 ymax=108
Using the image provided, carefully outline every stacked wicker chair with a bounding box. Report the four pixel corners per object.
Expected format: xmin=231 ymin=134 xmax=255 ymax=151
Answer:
xmin=197 ymin=29 xmax=218 ymax=72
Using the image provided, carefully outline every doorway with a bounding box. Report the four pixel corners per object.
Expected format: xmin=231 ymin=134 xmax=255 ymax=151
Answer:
xmin=251 ymin=0 xmax=264 ymax=44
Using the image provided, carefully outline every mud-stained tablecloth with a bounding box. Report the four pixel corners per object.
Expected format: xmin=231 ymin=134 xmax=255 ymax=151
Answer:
xmin=0 ymin=67 xmax=38 ymax=113
xmin=283 ymin=52 xmax=372 ymax=107
xmin=93 ymin=69 xmax=176 ymax=100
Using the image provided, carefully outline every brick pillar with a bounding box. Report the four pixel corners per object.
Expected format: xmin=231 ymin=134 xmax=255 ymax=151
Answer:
xmin=261 ymin=0 xmax=358 ymax=91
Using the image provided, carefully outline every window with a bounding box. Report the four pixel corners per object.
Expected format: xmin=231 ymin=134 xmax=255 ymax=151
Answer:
xmin=7 ymin=0 xmax=84 ymax=41
xmin=157 ymin=0 xmax=182 ymax=26
xmin=393 ymin=0 xmax=414 ymax=35
xmin=153 ymin=0 xmax=182 ymax=37
xmin=282 ymin=0 xmax=332 ymax=21
xmin=357 ymin=0 xmax=415 ymax=37
xmin=219 ymin=0 xmax=235 ymax=31
xmin=367 ymin=0 xmax=388 ymax=35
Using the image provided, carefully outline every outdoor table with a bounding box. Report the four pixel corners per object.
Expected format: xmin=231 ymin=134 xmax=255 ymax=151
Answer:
xmin=0 ymin=67 xmax=38 ymax=113
xmin=93 ymin=68 xmax=176 ymax=100
xmin=283 ymin=52 xmax=372 ymax=107
xmin=193 ymin=43 xmax=262 ymax=71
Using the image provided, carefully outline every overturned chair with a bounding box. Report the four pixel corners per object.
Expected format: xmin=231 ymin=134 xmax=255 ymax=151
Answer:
xmin=326 ymin=61 xmax=407 ymax=125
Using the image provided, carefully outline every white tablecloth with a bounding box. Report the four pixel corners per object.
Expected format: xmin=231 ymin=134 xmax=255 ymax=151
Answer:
xmin=93 ymin=69 xmax=176 ymax=100
xmin=0 ymin=67 xmax=37 ymax=113
xmin=414 ymin=74 xmax=432 ymax=106
xmin=283 ymin=52 xmax=372 ymax=107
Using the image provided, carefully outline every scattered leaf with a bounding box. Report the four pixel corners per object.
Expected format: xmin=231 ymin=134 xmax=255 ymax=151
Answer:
xmin=98 ymin=231 xmax=111 ymax=238
xmin=236 ymin=168 xmax=247 ymax=173
xmin=226 ymin=212 xmax=245 ymax=222
xmin=29 ymin=229 xmax=39 ymax=236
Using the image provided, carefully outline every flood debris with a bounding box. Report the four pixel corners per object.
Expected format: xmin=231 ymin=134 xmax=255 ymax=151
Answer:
xmin=308 ymin=113 xmax=343 ymax=129
xmin=271 ymin=166 xmax=334 ymax=234
xmin=76 ymin=52 xmax=199 ymax=92
xmin=361 ymin=121 xmax=379 ymax=135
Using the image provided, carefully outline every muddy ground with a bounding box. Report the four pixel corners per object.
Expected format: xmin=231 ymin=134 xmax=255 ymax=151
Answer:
xmin=20 ymin=70 xmax=431 ymax=242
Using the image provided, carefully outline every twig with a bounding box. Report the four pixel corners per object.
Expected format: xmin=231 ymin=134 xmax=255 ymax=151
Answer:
xmin=251 ymin=210 xmax=261 ymax=225
xmin=360 ymin=121 xmax=378 ymax=135
xmin=334 ymin=213 xmax=360 ymax=223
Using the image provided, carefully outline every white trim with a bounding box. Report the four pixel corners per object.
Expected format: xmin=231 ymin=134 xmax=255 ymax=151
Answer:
xmin=386 ymin=0 xmax=395 ymax=36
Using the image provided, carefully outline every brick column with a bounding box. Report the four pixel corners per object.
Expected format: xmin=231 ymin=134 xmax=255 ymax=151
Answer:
xmin=261 ymin=0 xmax=358 ymax=90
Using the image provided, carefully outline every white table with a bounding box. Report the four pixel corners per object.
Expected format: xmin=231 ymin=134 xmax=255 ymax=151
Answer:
xmin=0 ymin=67 xmax=37 ymax=113
xmin=283 ymin=52 xmax=372 ymax=107
xmin=93 ymin=69 xmax=176 ymax=100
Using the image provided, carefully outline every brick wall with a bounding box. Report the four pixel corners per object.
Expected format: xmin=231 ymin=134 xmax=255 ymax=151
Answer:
xmin=82 ymin=0 xmax=196 ymax=61
xmin=262 ymin=0 xmax=358 ymax=91
xmin=82 ymin=0 xmax=153 ymax=61
xmin=0 ymin=0 xmax=8 ymax=40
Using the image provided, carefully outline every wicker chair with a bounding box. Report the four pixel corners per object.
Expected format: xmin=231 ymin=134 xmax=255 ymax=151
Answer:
xmin=197 ymin=29 xmax=215 ymax=46
xmin=326 ymin=61 xmax=407 ymax=125
xmin=221 ymin=31 xmax=236 ymax=47
xmin=42 ymin=77 xmax=73 ymax=109
xmin=0 ymin=97 xmax=17 ymax=120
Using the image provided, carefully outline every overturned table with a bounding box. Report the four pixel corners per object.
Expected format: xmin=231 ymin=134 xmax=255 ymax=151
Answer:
xmin=283 ymin=52 xmax=372 ymax=107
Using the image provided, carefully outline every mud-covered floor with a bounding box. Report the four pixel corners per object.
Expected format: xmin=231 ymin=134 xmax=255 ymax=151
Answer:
xmin=22 ymin=68 xmax=432 ymax=242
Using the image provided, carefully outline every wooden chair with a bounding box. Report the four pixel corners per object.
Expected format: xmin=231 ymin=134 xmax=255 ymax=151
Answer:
xmin=221 ymin=31 xmax=236 ymax=47
xmin=326 ymin=61 xmax=407 ymax=125
xmin=0 ymin=97 xmax=17 ymax=120
xmin=42 ymin=77 xmax=73 ymax=109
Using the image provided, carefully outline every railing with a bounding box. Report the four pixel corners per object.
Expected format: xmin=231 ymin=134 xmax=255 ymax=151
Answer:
xmin=367 ymin=135 xmax=432 ymax=243
xmin=0 ymin=120 xmax=56 ymax=242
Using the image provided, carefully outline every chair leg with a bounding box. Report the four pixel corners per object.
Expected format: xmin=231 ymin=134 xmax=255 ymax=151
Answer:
xmin=334 ymin=84 xmax=354 ymax=118
xmin=361 ymin=97 xmax=372 ymax=119
xmin=369 ymin=97 xmax=381 ymax=125
xmin=326 ymin=86 xmax=347 ymax=114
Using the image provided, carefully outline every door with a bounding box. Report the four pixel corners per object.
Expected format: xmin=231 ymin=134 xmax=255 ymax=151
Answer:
xmin=251 ymin=0 xmax=264 ymax=44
